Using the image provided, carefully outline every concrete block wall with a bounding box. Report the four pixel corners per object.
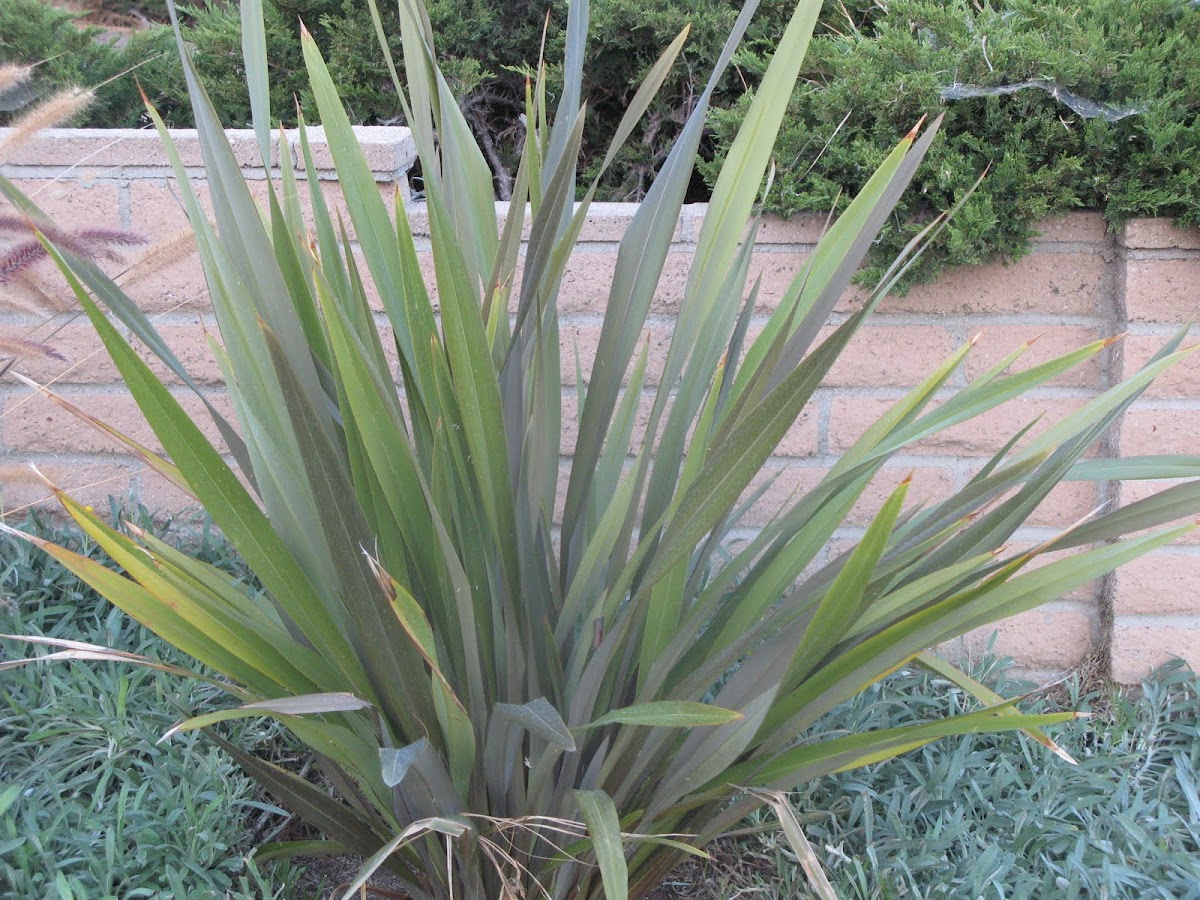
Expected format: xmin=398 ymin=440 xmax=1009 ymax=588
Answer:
xmin=1 ymin=126 xmax=1197 ymax=683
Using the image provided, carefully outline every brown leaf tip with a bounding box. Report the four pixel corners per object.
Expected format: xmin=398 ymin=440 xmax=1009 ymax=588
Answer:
xmin=904 ymin=114 xmax=929 ymax=142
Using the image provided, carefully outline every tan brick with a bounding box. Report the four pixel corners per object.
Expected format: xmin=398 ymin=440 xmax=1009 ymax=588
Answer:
xmin=1123 ymin=334 xmax=1200 ymax=398
xmin=5 ymin=179 xmax=121 ymax=232
xmin=575 ymin=203 xmax=659 ymax=243
xmin=1120 ymin=408 xmax=1200 ymax=457
xmin=965 ymin=326 xmax=1104 ymax=389
xmin=1028 ymin=480 xmax=1100 ymax=528
xmin=1122 ymin=218 xmax=1200 ymax=251
xmin=122 ymin=182 xmax=210 ymax=313
xmin=1125 ymin=258 xmax=1200 ymax=323
xmin=0 ymin=459 xmax=138 ymax=517
xmin=828 ymin=395 xmax=1088 ymax=457
xmin=1113 ymin=554 xmax=1200 ymax=616
xmin=122 ymin=252 xmax=210 ymax=313
xmin=559 ymin=391 xmax=654 ymax=456
xmin=127 ymin=179 xmax=205 ymax=239
xmin=559 ymin=323 xmax=674 ymax=387
xmin=963 ymin=607 xmax=1096 ymax=669
xmin=0 ymin=270 xmax=77 ymax=315
xmin=1111 ymin=621 xmax=1200 ymax=684
xmin=1030 ymin=213 xmax=1109 ymax=244
xmin=774 ymin=404 xmax=821 ymax=458
xmin=648 ymin=252 xmax=697 ymax=315
xmin=0 ymin=129 xmax=152 ymax=167
xmin=3 ymin=391 xmax=158 ymax=453
xmin=845 ymin=465 xmax=958 ymax=527
xmin=747 ymin=252 xmax=812 ymax=312
xmin=882 ymin=253 xmax=1104 ymax=316
xmin=258 ymin=179 xmax=402 ymax=245
xmin=0 ymin=322 xmax=118 ymax=384
xmin=1 ymin=390 xmax=229 ymax=454
xmin=410 ymin=198 xmax=599 ymax=243
xmin=559 ymin=248 xmax=784 ymax=316
xmin=137 ymin=468 xmax=205 ymax=519
xmin=559 ymin=250 xmax=655 ymax=315
xmin=134 ymin=321 xmax=226 ymax=386
xmin=824 ymin=324 xmax=958 ymax=388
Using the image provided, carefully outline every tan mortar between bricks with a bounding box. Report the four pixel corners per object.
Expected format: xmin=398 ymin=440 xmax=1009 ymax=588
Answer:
xmin=1 ymin=127 xmax=1198 ymax=683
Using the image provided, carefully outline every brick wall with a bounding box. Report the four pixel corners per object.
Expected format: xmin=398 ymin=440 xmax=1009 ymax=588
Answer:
xmin=1 ymin=127 xmax=1197 ymax=683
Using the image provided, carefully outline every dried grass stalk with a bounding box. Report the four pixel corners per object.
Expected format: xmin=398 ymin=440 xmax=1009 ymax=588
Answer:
xmin=0 ymin=464 xmax=43 ymax=485
xmin=0 ymin=64 xmax=32 ymax=94
xmin=119 ymin=230 xmax=198 ymax=284
xmin=0 ymin=216 xmax=146 ymax=286
xmin=0 ymin=271 xmax=73 ymax=315
xmin=0 ymin=87 xmax=94 ymax=158
xmin=0 ymin=336 xmax=67 ymax=362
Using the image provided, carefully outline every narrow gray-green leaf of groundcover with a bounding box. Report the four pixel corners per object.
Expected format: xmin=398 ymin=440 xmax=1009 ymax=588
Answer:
xmin=494 ymin=698 xmax=576 ymax=752
xmin=574 ymin=790 xmax=628 ymax=900
xmin=586 ymin=702 xmax=743 ymax=730
xmin=241 ymin=0 xmax=271 ymax=166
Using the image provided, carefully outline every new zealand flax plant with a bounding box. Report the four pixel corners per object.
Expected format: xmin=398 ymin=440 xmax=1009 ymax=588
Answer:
xmin=3 ymin=0 xmax=1200 ymax=896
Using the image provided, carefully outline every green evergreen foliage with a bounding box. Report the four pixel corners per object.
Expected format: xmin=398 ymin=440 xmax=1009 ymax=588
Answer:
xmin=705 ymin=0 xmax=1200 ymax=287
xmin=4 ymin=0 xmax=1198 ymax=279
xmin=0 ymin=0 xmax=177 ymax=128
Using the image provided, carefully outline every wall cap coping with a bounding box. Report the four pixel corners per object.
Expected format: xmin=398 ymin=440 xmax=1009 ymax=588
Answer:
xmin=0 ymin=125 xmax=417 ymax=178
